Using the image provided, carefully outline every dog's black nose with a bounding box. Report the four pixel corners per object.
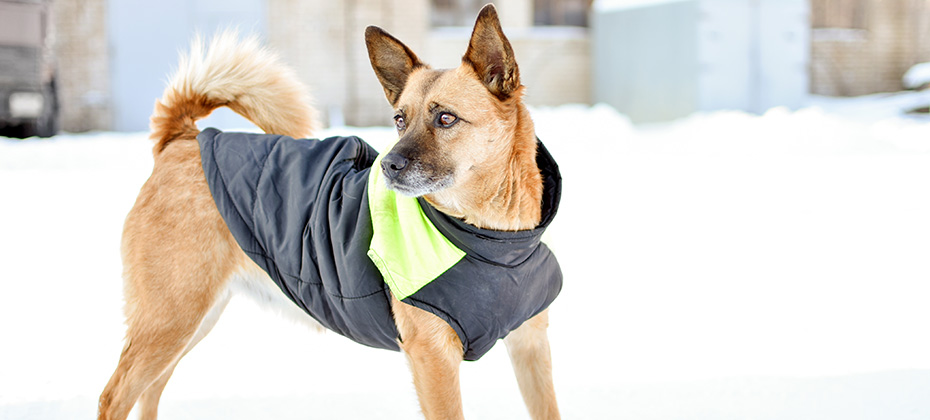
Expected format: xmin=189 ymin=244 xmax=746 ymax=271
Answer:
xmin=381 ymin=152 xmax=408 ymax=179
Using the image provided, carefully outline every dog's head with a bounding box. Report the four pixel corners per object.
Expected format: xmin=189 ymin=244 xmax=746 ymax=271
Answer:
xmin=365 ymin=4 xmax=532 ymax=216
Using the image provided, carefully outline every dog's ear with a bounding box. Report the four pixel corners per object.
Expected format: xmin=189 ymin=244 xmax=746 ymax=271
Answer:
xmin=365 ymin=26 xmax=425 ymax=106
xmin=462 ymin=4 xmax=521 ymax=100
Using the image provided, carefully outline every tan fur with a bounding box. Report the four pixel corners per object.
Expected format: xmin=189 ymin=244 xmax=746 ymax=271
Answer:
xmin=150 ymin=31 xmax=319 ymax=150
xmin=412 ymin=67 xmax=542 ymax=230
xmin=392 ymin=293 xmax=467 ymax=420
xmin=99 ymin=6 xmax=559 ymax=420
xmin=505 ymin=309 xmax=560 ymax=419
xmin=365 ymin=5 xmax=542 ymax=232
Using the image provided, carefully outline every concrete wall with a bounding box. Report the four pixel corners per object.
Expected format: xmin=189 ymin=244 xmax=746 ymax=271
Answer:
xmin=106 ymin=0 xmax=267 ymax=132
xmin=698 ymin=0 xmax=809 ymax=114
xmin=593 ymin=1 xmax=700 ymax=123
xmin=755 ymin=0 xmax=810 ymax=111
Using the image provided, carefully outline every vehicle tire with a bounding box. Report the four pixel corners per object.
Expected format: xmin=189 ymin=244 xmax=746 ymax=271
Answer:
xmin=14 ymin=80 xmax=58 ymax=138
xmin=1 ymin=123 xmax=31 ymax=139
xmin=34 ymin=78 xmax=59 ymax=137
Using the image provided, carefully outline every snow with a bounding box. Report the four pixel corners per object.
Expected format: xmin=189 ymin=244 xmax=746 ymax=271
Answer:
xmin=903 ymin=62 xmax=930 ymax=90
xmin=3 ymin=95 xmax=930 ymax=419
xmin=593 ymin=0 xmax=690 ymax=13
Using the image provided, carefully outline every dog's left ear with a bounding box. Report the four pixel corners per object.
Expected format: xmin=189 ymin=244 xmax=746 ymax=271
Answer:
xmin=462 ymin=4 xmax=521 ymax=100
xmin=365 ymin=26 xmax=425 ymax=106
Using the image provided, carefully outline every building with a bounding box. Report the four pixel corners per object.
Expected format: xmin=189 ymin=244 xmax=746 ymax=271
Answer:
xmin=267 ymin=0 xmax=590 ymax=127
xmin=50 ymin=0 xmax=930 ymax=132
xmin=810 ymin=0 xmax=930 ymax=96
xmin=52 ymin=0 xmax=110 ymax=132
xmin=51 ymin=0 xmax=591 ymax=131
xmin=591 ymin=0 xmax=810 ymax=123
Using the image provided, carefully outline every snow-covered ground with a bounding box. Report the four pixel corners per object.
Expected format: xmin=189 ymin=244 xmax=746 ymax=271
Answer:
xmin=2 ymin=94 xmax=930 ymax=419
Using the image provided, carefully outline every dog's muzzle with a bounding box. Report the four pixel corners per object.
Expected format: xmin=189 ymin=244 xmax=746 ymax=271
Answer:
xmin=380 ymin=152 xmax=408 ymax=181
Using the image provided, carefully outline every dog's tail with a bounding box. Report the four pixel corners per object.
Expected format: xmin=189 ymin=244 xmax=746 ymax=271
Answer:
xmin=149 ymin=30 xmax=319 ymax=152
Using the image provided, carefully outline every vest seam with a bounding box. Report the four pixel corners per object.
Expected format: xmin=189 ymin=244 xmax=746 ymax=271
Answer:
xmin=404 ymin=296 xmax=468 ymax=354
xmin=211 ymin=133 xmax=267 ymax=257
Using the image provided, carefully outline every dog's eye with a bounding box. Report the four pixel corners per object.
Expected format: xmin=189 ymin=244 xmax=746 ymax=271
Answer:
xmin=394 ymin=115 xmax=406 ymax=131
xmin=438 ymin=112 xmax=457 ymax=128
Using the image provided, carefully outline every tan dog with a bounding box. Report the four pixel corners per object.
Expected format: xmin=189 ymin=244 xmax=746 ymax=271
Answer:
xmin=98 ymin=5 xmax=559 ymax=420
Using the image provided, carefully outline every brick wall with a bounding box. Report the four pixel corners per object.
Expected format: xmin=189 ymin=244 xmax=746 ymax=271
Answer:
xmin=267 ymin=0 xmax=430 ymax=127
xmin=427 ymin=27 xmax=590 ymax=106
xmin=51 ymin=0 xmax=111 ymax=132
xmin=811 ymin=0 xmax=930 ymax=96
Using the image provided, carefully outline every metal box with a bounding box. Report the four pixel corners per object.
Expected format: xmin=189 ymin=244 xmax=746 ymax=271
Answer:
xmin=592 ymin=0 xmax=809 ymax=123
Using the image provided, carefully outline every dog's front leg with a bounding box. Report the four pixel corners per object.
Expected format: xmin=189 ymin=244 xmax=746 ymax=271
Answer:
xmin=505 ymin=309 xmax=560 ymax=420
xmin=392 ymin=295 xmax=465 ymax=420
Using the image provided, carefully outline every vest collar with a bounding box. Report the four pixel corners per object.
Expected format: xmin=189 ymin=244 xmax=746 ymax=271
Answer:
xmin=418 ymin=138 xmax=562 ymax=268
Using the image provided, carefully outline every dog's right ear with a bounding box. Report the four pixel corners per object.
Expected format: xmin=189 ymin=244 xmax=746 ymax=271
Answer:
xmin=365 ymin=26 xmax=425 ymax=106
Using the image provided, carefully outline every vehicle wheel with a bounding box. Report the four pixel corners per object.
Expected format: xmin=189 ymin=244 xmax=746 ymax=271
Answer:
xmin=0 ymin=123 xmax=31 ymax=139
xmin=13 ymin=80 xmax=58 ymax=138
xmin=34 ymin=78 xmax=59 ymax=137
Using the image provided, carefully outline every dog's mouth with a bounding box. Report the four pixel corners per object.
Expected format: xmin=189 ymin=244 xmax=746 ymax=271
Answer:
xmin=382 ymin=166 xmax=453 ymax=198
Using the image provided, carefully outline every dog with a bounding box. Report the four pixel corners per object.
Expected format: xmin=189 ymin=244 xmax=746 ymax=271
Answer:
xmin=98 ymin=4 xmax=562 ymax=420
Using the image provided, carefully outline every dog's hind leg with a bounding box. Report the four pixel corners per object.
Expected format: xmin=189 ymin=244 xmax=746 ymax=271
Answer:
xmin=98 ymin=141 xmax=248 ymax=420
xmin=98 ymin=254 xmax=244 ymax=420
xmin=392 ymin=296 xmax=466 ymax=420
xmin=135 ymin=290 xmax=232 ymax=420
xmin=97 ymin=265 xmax=237 ymax=420
xmin=505 ymin=309 xmax=561 ymax=420
xmin=98 ymin=291 xmax=227 ymax=420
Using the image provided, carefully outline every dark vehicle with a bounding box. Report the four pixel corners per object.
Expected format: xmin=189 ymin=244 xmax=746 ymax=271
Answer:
xmin=0 ymin=0 xmax=58 ymax=138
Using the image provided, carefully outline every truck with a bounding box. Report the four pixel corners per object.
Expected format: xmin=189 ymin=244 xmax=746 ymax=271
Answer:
xmin=0 ymin=0 xmax=58 ymax=138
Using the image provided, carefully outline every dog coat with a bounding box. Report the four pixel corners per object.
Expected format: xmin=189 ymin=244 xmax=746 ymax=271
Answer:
xmin=198 ymin=128 xmax=562 ymax=360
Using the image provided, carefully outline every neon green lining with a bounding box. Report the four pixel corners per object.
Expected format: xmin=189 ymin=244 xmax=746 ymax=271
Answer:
xmin=367 ymin=150 xmax=466 ymax=300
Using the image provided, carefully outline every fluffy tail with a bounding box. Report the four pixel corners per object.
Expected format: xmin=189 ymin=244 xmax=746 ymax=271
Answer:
xmin=149 ymin=30 xmax=319 ymax=152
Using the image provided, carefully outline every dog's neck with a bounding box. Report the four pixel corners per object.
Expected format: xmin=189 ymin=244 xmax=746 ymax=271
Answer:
xmin=425 ymin=101 xmax=542 ymax=232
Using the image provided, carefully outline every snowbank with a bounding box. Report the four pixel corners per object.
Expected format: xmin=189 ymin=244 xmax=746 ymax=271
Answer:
xmin=593 ymin=0 xmax=690 ymax=13
xmin=903 ymin=62 xmax=930 ymax=90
